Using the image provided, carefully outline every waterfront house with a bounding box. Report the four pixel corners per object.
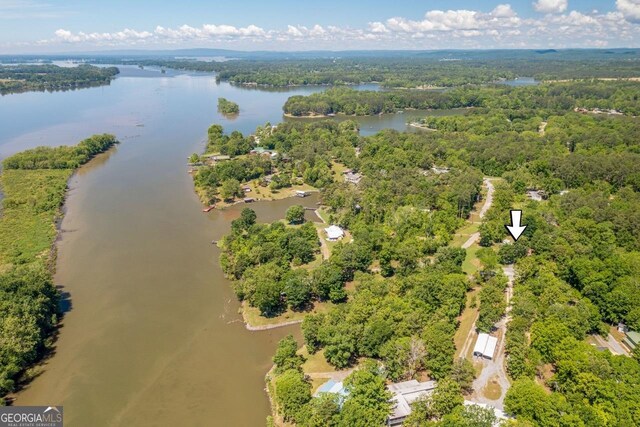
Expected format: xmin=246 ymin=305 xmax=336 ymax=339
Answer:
xmin=314 ymin=379 xmax=349 ymax=400
xmin=325 ymin=225 xmax=345 ymax=241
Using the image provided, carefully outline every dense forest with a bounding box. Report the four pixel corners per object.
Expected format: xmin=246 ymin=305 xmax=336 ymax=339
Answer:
xmin=0 ymin=64 xmax=119 ymax=95
xmin=102 ymin=52 xmax=640 ymax=88
xmin=217 ymin=97 xmax=240 ymax=114
xmin=407 ymin=87 xmax=640 ymax=425
xmin=0 ymin=134 xmax=118 ymax=401
xmin=201 ymin=77 xmax=640 ymax=425
xmin=283 ymin=80 xmax=640 ymax=117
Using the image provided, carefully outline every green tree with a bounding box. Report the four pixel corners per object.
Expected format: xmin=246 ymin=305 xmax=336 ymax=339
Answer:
xmin=404 ymin=379 xmax=463 ymax=425
xmin=275 ymin=369 xmax=311 ymax=422
xmin=220 ymin=178 xmax=242 ymax=201
xmin=273 ymin=335 xmax=304 ymax=374
xmin=339 ymin=364 xmax=392 ymax=427
xmin=440 ymin=404 xmax=497 ymax=427
xmin=253 ymin=280 xmax=284 ymax=317
xmin=284 ymin=270 xmax=312 ymax=310
xmin=231 ymin=208 xmax=257 ymax=234
xmin=299 ymin=392 xmax=341 ymax=427
xmin=286 ymin=205 xmax=306 ymax=224
xmin=449 ymin=358 xmax=476 ymax=393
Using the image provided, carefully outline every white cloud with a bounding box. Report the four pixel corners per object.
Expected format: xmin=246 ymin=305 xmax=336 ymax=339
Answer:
xmin=492 ymin=4 xmax=517 ymax=18
xmin=533 ymin=0 xmax=568 ymax=14
xmin=28 ymin=4 xmax=640 ymax=51
xmin=368 ymin=21 xmax=389 ymax=33
xmin=548 ymin=11 xmax=598 ymax=26
xmin=286 ymin=25 xmax=304 ymax=37
xmin=617 ymin=0 xmax=640 ymax=22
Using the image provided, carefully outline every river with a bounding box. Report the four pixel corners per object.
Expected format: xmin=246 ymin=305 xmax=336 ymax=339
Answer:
xmin=0 ymin=66 xmax=460 ymax=426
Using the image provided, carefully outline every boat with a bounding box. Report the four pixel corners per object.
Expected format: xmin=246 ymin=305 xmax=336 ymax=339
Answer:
xmin=202 ymin=205 xmax=215 ymax=212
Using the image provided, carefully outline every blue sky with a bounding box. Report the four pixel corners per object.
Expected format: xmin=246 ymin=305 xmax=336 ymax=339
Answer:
xmin=1 ymin=0 xmax=639 ymax=53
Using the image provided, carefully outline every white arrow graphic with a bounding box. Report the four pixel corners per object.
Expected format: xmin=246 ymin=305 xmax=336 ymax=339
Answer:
xmin=505 ymin=210 xmax=527 ymax=241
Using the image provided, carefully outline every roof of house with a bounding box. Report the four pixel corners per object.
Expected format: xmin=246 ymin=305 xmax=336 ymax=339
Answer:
xmin=325 ymin=225 xmax=344 ymax=240
xmin=473 ymin=333 xmax=498 ymax=359
xmin=484 ymin=336 xmax=498 ymax=359
xmin=626 ymin=331 xmax=640 ymax=345
xmin=388 ymin=380 xmax=437 ymax=421
xmin=473 ymin=333 xmax=489 ymax=355
xmin=314 ymin=380 xmax=349 ymax=398
xmin=344 ymin=171 xmax=363 ymax=184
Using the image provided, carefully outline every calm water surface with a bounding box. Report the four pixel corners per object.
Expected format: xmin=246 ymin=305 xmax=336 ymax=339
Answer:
xmin=0 ymin=67 xmax=460 ymax=426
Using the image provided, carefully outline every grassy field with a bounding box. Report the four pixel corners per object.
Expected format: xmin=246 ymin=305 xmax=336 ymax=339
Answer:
xmin=482 ymin=376 xmax=503 ymax=400
xmin=454 ymin=285 xmax=481 ymax=358
xmin=242 ymin=299 xmax=335 ymax=328
xmin=0 ymin=169 xmax=72 ymax=267
xmin=461 ymin=244 xmax=482 ymax=276
xmin=299 ymin=347 xmax=336 ymax=374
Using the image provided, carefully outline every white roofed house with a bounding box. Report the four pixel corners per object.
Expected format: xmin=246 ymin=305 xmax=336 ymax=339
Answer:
xmin=473 ymin=332 xmax=498 ymax=360
xmin=324 ymin=225 xmax=345 ymax=241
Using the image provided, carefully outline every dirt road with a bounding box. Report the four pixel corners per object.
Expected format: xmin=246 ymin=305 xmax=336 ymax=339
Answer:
xmin=469 ymin=265 xmax=515 ymax=410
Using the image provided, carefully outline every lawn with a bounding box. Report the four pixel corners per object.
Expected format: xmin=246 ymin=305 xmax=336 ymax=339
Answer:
xmin=482 ymin=376 xmax=502 ymax=400
xmin=454 ymin=285 xmax=481 ymax=358
xmin=242 ymin=299 xmax=335 ymax=328
xmin=299 ymin=347 xmax=336 ymax=374
xmin=461 ymin=244 xmax=482 ymax=276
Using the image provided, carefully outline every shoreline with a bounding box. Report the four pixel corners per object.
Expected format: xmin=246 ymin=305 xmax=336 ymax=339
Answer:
xmin=2 ymin=138 xmax=119 ymax=404
xmin=408 ymin=122 xmax=437 ymax=131
xmin=246 ymin=319 xmax=303 ymax=331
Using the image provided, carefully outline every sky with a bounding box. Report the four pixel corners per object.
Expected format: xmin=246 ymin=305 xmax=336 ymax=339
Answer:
xmin=1 ymin=0 xmax=639 ymax=53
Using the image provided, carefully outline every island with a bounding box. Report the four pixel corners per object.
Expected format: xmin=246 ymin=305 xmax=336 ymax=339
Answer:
xmin=0 ymin=134 xmax=118 ymax=398
xmin=0 ymin=64 xmax=119 ymax=95
xmin=217 ymin=97 xmax=240 ymax=115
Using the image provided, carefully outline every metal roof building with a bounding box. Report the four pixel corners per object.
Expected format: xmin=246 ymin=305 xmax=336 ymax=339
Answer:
xmin=473 ymin=333 xmax=498 ymax=360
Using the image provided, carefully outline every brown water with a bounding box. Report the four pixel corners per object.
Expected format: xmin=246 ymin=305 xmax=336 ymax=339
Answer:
xmin=0 ymin=66 xmax=462 ymax=426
